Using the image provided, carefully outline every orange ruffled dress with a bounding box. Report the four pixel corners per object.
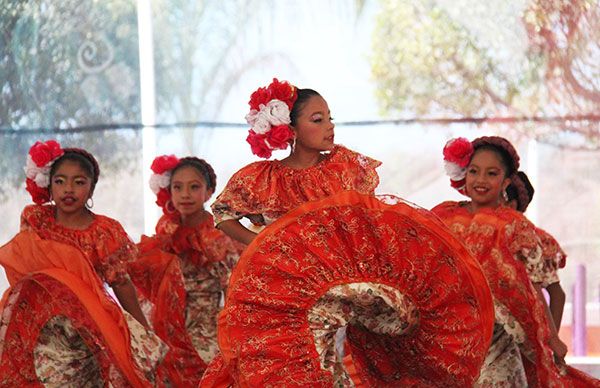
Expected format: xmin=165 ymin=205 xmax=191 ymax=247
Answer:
xmin=202 ymin=146 xmax=495 ymax=387
xmin=129 ymin=213 xmax=242 ymax=386
xmin=211 ymin=145 xmax=381 ymax=225
xmin=0 ymin=205 xmax=164 ymax=387
xmin=432 ymin=201 xmax=600 ymax=388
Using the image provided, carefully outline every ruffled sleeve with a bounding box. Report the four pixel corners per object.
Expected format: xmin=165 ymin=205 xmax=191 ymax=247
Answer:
xmin=20 ymin=204 xmax=49 ymax=232
xmin=211 ymin=162 xmax=265 ymax=225
xmin=535 ymin=228 xmax=564 ymax=287
xmin=498 ymin=208 xmax=545 ymax=284
xmin=211 ymin=145 xmax=381 ymax=225
xmin=92 ymin=216 xmax=138 ymax=285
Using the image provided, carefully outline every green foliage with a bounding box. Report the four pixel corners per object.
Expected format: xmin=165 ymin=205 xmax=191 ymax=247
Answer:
xmin=371 ymin=0 xmax=543 ymax=117
xmin=0 ymin=0 xmax=140 ymax=128
xmin=0 ymin=0 xmax=141 ymax=197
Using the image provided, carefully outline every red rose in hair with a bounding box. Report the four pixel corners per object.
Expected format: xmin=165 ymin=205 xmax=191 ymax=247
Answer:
xmin=267 ymin=78 xmax=297 ymax=109
xmin=443 ymin=138 xmax=473 ymax=168
xmin=29 ymin=140 xmax=64 ymax=167
xmin=156 ymin=187 xmax=170 ymax=208
xmin=151 ymin=155 xmax=179 ymax=174
xmin=248 ymin=87 xmax=271 ymax=111
xmin=26 ymin=177 xmax=50 ymax=204
xmin=246 ymin=130 xmax=272 ymax=159
xmin=267 ymin=125 xmax=294 ymax=150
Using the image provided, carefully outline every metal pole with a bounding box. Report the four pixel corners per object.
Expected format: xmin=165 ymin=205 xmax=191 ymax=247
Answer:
xmin=137 ymin=0 xmax=157 ymax=235
xmin=572 ymin=264 xmax=587 ymax=356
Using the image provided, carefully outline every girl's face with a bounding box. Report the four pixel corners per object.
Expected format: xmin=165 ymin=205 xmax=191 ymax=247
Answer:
xmin=50 ymin=160 xmax=93 ymax=216
xmin=291 ymin=95 xmax=335 ymax=153
xmin=465 ymin=149 xmax=511 ymax=209
xmin=170 ymin=166 xmax=212 ymax=218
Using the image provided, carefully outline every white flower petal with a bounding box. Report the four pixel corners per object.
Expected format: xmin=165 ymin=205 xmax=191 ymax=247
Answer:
xmin=245 ymin=109 xmax=259 ymax=126
xmin=443 ymin=161 xmax=466 ymax=181
xmin=34 ymin=171 xmax=50 ymax=188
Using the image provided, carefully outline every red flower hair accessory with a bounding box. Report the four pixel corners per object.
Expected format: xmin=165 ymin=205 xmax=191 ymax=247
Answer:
xmin=149 ymin=155 xmax=180 ymax=211
xmin=442 ymin=137 xmax=474 ymax=195
xmin=24 ymin=140 xmax=65 ymax=204
xmin=245 ymin=78 xmax=297 ymax=158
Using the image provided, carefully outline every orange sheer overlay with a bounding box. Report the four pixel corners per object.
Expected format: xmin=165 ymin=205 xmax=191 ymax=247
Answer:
xmin=211 ymin=145 xmax=381 ymax=224
xmin=0 ymin=231 xmax=150 ymax=387
xmin=20 ymin=204 xmax=138 ymax=285
xmin=201 ymin=191 xmax=494 ymax=387
xmin=129 ymin=237 xmax=203 ymax=386
xmin=432 ymin=201 xmax=600 ymax=387
xmin=129 ymin=213 xmax=242 ymax=386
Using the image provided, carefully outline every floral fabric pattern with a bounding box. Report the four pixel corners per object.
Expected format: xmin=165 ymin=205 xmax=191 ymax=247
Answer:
xmin=0 ymin=213 xmax=161 ymax=386
xmin=308 ymin=283 xmax=418 ymax=387
xmin=475 ymin=324 xmax=528 ymax=387
xmin=211 ymin=145 xmax=381 ymax=225
xmin=536 ymin=227 xmax=565 ymax=288
xmin=34 ymin=312 xmax=165 ymax=387
xmin=20 ymin=204 xmax=137 ymax=285
xmin=129 ymin=213 xmax=242 ymax=386
xmin=431 ymin=201 xmax=600 ymax=386
xmin=215 ymin=192 xmax=494 ymax=387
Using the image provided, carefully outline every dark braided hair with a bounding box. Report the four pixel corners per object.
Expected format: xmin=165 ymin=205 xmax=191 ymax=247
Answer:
xmin=50 ymin=148 xmax=100 ymax=191
xmin=171 ymin=157 xmax=217 ymax=192
xmin=471 ymin=136 xmax=520 ymax=177
xmin=506 ymin=171 xmax=535 ymax=212
xmin=290 ymin=88 xmax=321 ymax=127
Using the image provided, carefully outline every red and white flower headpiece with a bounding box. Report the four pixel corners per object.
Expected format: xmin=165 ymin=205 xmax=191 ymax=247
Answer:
xmin=245 ymin=78 xmax=298 ymax=159
xmin=149 ymin=155 xmax=180 ymax=213
xmin=442 ymin=137 xmax=474 ymax=195
xmin=24 ymin=140 xmax=65 ymax=204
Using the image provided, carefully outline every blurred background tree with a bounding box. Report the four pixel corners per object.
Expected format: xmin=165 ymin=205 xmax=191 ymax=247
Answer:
xmin=0 ymin=0 xmax=141 ymax=198
xmin=371 ymin=0 xmax=599 ymax=147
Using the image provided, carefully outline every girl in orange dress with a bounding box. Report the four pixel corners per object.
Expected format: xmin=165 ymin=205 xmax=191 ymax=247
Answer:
xmin=432 ymin=136 xmax=599 ymax=387
xmin=506 ymin=171 xmax=566 ymax=330
xmin=211 ymin=83 xmax=381 ymax=244
xmin=200 ymin=79 xmax=495 ymax=387
xmin=0 ymin=141 xmax=164 ymax=387
xmin=128 ymin=156 xmax=242 ymax=386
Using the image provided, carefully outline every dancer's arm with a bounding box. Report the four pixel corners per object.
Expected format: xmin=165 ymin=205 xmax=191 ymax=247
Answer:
xmin=218 ymin=219 xmax=256 ymax=245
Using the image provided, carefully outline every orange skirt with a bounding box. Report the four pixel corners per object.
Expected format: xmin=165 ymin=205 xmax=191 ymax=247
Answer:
xmin=0 ymin=231 xmax=151 ymax=387
xmin=201 ymin=191 xmax=494 ymax=387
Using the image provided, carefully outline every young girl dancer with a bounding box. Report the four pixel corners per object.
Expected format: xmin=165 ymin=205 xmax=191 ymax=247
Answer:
xmin=129 ymin=156 xmax=242 ymax=386
xmin=432 ymin=136 xmax=599 ymax=387
xmin=200 ymin=79 xmax=495 ymax=387
xmin=0 ymin=141 xmax=163 ymax=386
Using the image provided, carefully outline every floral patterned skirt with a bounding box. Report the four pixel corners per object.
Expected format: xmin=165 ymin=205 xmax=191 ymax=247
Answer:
xmin=34 ymin=311 xmax=166 ymax=387
xmin=180 ymin=260 xmax=225 ymax=364
xmin=0 ymin=270 xmax=165 ymax=387
xmin=474 ymin=324 xmax=527 ymax=387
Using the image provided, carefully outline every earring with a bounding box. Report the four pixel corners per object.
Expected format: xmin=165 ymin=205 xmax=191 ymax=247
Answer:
xmin=502 ymin=189 xmax=508 ymax=202
xmin=165 ymin=199 xmax=176 ymax=214
xmin=86 ymin=197 xmax=94 ymax=209
xmin=290 ymin=136 xmax=296 ymax=152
